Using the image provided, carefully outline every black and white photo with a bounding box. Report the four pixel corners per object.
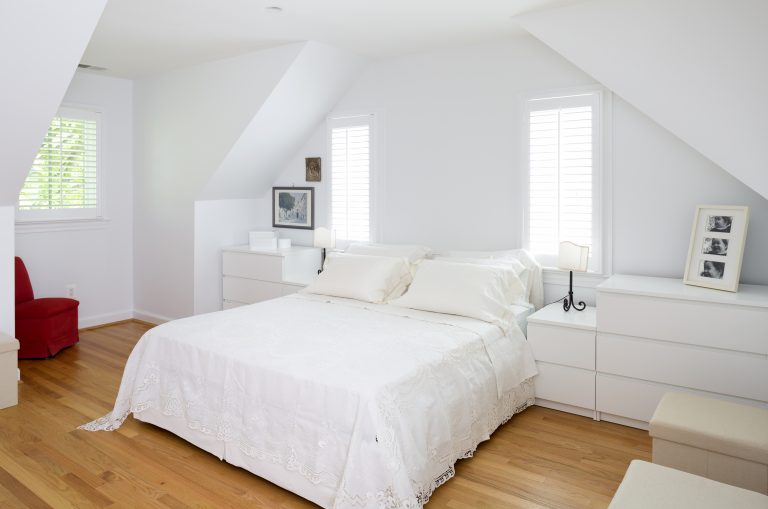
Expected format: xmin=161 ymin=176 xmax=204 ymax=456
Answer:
xmin=684 ymin=205 xmax=749 ymax=292
xmin=702 ymin=237 xmax=728 ymax=256
xmin=706 ymin=215 xmax=732 ymax=233
xmin=272 ymin=187 xmax=314 ymax=230
xmin=699 ymin=260 xmax=725 ymax=279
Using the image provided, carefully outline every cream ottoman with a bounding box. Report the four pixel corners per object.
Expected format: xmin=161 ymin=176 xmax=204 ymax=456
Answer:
xmin=609 ymin=460 xmax=768 ymax=509
xmin=0 ymin=333 xmax=20 ymax=409
xmin=649 ymin=392 xmax=768 ymax=494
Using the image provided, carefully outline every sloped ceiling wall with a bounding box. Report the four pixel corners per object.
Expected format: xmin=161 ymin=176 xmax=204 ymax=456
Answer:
xmin=0 ymin=0 xmax=108 ymax=206
xmin=200 ymin=42 xmax=365 ymax=200
xmin=516 ymin=0 xmax=768 ymax=200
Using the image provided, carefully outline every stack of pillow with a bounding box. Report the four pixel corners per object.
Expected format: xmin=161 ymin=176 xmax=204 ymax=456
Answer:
xmin=302 ymin=243 xmax=536 ymax=330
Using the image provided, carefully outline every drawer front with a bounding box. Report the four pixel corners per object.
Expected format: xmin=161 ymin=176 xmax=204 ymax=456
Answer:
xmin=597 ymin=292 xmax=768 ymax=354
xmin=534 ymin=362 xmax=595 ymax=410
xmin=597 ymin=333 xmax=768 ymax=401
xmin=596 ymin=373 xmax=768 ymax=423
xmin=223 ymin=277 xmax=284 ymax=304
xmin=527 ymin=323 xmax=595 ymax=370
xmin=223 ymin=251 xmax=283 ymax=283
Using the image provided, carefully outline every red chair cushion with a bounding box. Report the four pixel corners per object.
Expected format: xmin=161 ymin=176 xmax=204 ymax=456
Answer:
xmin=16 ymin=297 xmax=79 ymax=319
xmin=14 ymin=257 xmax=34 ymax=304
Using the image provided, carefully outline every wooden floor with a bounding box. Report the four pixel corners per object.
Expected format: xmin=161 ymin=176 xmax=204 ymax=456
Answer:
xmin=0 ymin=321 xmax=651 ymax=508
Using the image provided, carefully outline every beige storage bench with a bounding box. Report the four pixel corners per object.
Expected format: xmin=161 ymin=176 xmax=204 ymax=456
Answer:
xmin=649 ymin=392 xmax=768 ymax=494
xmin=608 ymin=460 xmax=768 ymax=508
xmin=0 ymin=333 xmax=20 ymax=409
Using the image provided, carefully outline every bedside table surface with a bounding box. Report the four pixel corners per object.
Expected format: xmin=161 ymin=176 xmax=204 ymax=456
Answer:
xmin=527 ymin=302 xmax=596 ymax=330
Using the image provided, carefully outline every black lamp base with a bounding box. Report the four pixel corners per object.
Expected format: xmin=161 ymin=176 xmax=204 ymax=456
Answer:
xmin=317 ymin=247 xmax=326 ymax=275
xmin=563 ymin=270 xmax=586 ymax=312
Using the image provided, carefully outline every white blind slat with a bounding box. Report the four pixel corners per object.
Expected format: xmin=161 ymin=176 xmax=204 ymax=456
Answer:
xmin=330 ymin=115 xmax=372 ymax=242
xmin=18 ymin=110 xmax=100 ymax=214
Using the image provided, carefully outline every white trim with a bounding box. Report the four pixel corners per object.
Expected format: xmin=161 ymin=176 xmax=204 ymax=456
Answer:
xmin=78 ymin=309 xmax=133 ymax=329
xmin=132 ymin=309 xmax=174 ymax=325
xmin=542 ymin=267 xmax=608 ymax=289
xmin=15 ymin=217 xmax=110 ymax=234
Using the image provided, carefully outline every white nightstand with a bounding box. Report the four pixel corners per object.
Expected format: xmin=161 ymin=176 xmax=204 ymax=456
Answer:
xmin=221 ymin=245 xmax=321 ymax=309
xmin=527 ymin=302 xmax=597 ymax=419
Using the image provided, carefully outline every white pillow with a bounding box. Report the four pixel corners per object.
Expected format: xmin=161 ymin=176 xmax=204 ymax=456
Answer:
xmin=345 ymin=243 xmax=432 ymax=265
xmin=389 ymin=260 xmax=526 ymax=328
xmin=433 ymin=255 xmax=529 ymax=282
xmin=302 ymin=253 xmax=412 ymax=303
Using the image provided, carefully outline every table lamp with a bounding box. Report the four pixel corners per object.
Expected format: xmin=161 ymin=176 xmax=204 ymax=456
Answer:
xmin=313 ymin=227 xmax=336 ymax=274
xmin=558 ymin=241 xmax=589 ymax=312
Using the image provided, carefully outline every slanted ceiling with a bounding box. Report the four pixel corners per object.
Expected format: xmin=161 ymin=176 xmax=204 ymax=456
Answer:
xmin=200 ymin=42 xmax=365 ymax=200
xmin=516 ymin=0 xmax=768 ymax=200
xmin=0 ymin=0 xmax=108 ymax=206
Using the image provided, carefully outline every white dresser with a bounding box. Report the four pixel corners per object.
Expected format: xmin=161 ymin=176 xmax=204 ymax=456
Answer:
xmin=222 ymin=245 xmax=321 ymax=309
xmin=595 ymin=275 xmax=768 ymax=429
xmin=527 ymin=303 xmax=598 ymax=419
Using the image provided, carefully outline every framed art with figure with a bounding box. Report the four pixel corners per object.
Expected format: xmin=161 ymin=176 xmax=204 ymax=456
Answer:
xmin=272 ymin=187 xmax=314 ymax=230
xmin=683 ymin=205 xmax=749 ymax=292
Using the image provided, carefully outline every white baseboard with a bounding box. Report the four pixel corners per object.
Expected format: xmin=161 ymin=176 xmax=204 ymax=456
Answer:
xmin=132 ymin=309 xmax=174 ymax=325
xmin=78 ymin=310 xmax=134 ymax=329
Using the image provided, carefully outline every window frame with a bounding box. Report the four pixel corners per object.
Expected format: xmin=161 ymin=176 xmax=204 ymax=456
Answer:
xmin=325 ymin=111 xmax=382 ymax=247
xmin=16 ymin=104 xmax=105 ymax=227
xmin=520 ymin=86 xmax=612 ymax=275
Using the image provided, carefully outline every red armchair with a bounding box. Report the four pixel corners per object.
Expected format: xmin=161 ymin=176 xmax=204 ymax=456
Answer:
xmin=15 ymin=257 xmax=79 ymax=359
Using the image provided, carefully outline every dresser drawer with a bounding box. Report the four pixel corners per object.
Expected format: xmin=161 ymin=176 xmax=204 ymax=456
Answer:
xmin=597 ymin=292 xmax=768 ymax=354
xmin=223 ymin=251 xmax=283 ymax=283
xmin=528 ymin=323 xmax=595 ymax=370
xmin=534 ymin=362 xmax=595 ymax=410
xmin=597 ymin=333 xmax=768 ymax=402
xmin=596 ymin=373 xmax=767 ymax=423
xmin=223 ymin=277 xmax=285 ymax=304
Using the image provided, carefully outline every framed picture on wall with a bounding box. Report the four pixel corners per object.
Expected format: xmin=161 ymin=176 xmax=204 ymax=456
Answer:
xmin=272 ymin=187 xmax=314 ymax=230
xmin=305 ymin=157 xmax=321 ymax=182
xmin=683 ymin=205 xmax=749 ymax=292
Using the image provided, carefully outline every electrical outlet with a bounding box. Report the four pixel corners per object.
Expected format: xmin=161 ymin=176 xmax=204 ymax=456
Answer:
xmin=66 ymin=284 xmax=76 ymax=298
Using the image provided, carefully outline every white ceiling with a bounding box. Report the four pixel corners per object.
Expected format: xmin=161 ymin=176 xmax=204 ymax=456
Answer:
xmin=82 ymin=0 xmax=577 ymax=78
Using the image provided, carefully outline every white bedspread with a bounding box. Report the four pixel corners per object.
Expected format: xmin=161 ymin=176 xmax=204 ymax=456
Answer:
xmin=81 ymin=294 xmax=537 ymax=508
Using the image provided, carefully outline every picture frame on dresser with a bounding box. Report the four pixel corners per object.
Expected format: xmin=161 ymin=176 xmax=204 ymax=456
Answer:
xmin=273 ymin=187 xmax=314 ymax=230
xmin=683 ymin=205 xmax=749 ymax=292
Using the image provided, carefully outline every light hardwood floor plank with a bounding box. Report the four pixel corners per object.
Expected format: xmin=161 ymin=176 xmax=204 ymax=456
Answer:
xmin=0 ymin=321 xmax=650 ymax=508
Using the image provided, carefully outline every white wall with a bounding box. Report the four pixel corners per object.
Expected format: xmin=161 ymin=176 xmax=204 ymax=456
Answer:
xmin=0 ymin=207 xmax=14 ymax=336
xmin=133 ymin=44 xmax=304 ymax=322
xmin=15 ymin=72 xmax=135 ymax=327
xmin=271 ymin=36 xmax=768 ymax=305
xmin=515 ymin=0 xmax=768 ymax=200
xmin=193 ymin=198 xmax=267 ymax=315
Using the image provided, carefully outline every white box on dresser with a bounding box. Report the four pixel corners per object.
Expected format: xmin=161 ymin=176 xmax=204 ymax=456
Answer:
xmin=222 ymin=245 xmax=321 ymax=308
xmin=527 ymin=303 xmax=598 ymax=419
xmin=596 ymin=275 xmax=768 ymax=430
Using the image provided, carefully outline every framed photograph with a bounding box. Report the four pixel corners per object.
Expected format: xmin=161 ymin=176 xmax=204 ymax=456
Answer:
xmin=305 ymin=157 xmax=321 ymax=182
xmin=683 ymin=205 xmax=749 ymax=292
xmin=272 ymin=187 xmax=314 ymax=230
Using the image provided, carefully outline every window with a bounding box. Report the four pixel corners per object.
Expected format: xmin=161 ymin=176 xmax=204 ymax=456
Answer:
xmin=525 ymin=91 xmax=604 ymax=272
xmin=329 ymin=114 xmax=373 ymax=243
xmin=17 ymin=107 xmax=101 ymax=221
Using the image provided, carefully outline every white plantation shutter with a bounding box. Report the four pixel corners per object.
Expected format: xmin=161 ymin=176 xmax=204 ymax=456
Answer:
xmin=18 ymin=107 xmax=101 ymax=220
xmin=527 ymin=93 xmax=601 ymax=271
xmin=330 ymin=115 xmax=373 ymax=242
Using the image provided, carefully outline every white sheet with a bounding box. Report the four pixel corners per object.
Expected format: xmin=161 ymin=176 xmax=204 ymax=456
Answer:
xmin=81 ymin=294 xmax=537 ymax=508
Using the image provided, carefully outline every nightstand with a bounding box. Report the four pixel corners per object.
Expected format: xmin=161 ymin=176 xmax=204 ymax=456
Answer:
xmin=527 ymin=302 xmax=597 ymax=419
xmin=221 ymin=245 xmax=321 ymax=309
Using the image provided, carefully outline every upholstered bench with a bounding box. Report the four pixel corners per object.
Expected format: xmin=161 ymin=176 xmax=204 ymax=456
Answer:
xmin=0 ymin=333 xmax=19 ymax=409
xmin=649 ymin=392 xmax=768 ymax=494
xmin=609 ymin=460 xmax=768 ymax=508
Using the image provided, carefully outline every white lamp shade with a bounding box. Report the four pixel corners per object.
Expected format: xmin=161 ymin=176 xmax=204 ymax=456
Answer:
xmin=314 ymin=227 xmax=336 ymax=249
xmin=558 ymin=241 xmax=589 ymax=272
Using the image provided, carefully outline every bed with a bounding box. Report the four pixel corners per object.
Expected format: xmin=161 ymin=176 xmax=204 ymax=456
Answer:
xmin=83 ymin=249 xmax=539 ymax=508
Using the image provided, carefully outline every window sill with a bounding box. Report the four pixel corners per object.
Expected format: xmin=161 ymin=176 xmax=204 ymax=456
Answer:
xmin=16 ymin=217 xmax=111 ymax=234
